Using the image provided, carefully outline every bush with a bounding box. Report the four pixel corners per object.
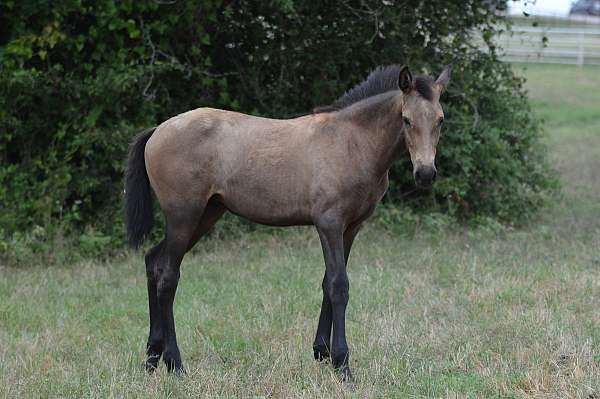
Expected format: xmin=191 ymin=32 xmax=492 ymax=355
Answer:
xmin=0 ymin=0 xmax=557 ymax=258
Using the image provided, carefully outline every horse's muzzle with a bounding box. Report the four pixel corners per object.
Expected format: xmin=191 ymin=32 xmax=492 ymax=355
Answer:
xmin=414 ymin=165 xmax=437 ymax=188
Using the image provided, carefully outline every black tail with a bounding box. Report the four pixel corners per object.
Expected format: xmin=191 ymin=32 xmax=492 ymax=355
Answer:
xmin=125 ymin=127 xmax=156 ymax=249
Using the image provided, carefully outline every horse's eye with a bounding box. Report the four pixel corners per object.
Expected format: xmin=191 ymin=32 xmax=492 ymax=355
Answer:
xmin=438 ymin=117 xmax=444 ymax=127
xmin=402 ymin=117 xmax=411 ymax=127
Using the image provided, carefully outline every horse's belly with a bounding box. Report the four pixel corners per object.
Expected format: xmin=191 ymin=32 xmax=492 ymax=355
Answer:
xmin=220 ymin=177 xmax=313 ymax=226
xmin=223 ymin=197 xmax=313 ymax=226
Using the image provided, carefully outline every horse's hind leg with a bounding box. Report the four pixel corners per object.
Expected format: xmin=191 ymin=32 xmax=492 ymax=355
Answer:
xmin=156 ymin=212 xmax=203 ymax=374
xmin=144 ymin=200 xmax=226 ymax=374
xmin=185 ymin=199 xmax=227 ymax=252
xmin=142 ymin=207 xmax=201 ymax=375
xmin=144 ymin=240 xmax=166 ymax=372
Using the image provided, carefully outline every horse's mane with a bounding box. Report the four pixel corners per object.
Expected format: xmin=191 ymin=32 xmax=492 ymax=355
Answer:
xmin=314 ymin=64 xmax=434 ymax=113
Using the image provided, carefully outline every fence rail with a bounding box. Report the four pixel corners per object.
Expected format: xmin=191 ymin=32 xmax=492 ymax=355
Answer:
xmin=490 ymin=25 xmax=600 ymax=66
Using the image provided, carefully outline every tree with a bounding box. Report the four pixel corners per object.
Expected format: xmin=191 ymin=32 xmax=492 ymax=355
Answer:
xmin=0 ymin=0 xmax=556 ymax=247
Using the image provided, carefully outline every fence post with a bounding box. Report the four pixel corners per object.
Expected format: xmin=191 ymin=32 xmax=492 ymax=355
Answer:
xmin=578 ymin=31 xmax=585 ymax=67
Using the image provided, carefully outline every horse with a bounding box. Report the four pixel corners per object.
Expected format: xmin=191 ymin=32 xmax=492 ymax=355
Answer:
xmin=125 ymin=64 xmax=452 ymax=382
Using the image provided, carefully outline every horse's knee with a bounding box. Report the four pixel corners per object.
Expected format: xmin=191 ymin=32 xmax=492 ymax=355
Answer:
xmin=145 ymin=242 xmax=164 ymax=280
xmin=157 ymin=270 xmax=180 ymax=298
xmin=145 ymin=261 xmax=156 ymax=281
xmin=327 ymin=275 xmax=349 ymax=305
xmin=321 ymin=274 xmax=329 ymax=290
xmin=145 ymin=241 xmax=182 ymax=297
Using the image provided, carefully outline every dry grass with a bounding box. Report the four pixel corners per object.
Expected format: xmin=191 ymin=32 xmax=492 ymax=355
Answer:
xmin=1 ymin=64 xmax=599 ymax=398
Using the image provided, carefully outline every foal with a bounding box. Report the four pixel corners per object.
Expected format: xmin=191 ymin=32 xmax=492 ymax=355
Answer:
xmin=125 ymin=64 xmax=452 ymax=381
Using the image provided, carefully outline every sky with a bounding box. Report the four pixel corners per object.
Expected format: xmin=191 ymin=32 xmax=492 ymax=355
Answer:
xmin=509 ymin=0 xmax=575 ymax=17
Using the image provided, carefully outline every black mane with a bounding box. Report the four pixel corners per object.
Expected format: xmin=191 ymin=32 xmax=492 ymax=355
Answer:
xmin=314 ymin=65 xmax=434 ymax=113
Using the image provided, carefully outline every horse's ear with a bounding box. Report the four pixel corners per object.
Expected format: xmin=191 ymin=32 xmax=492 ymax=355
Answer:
xmin=435 ymin=64 xmax=452 ymax=94
xmin=398 ymin=65 xmax=414 ymax=93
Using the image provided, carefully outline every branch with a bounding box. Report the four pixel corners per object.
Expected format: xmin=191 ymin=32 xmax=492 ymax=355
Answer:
xmin=139 ymin=17 xmax=156 ymax=100
xmin=451 ymin=91 xmax=480 ymax=132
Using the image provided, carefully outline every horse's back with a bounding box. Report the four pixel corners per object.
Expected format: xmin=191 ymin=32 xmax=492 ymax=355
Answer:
xmin=144 ymin=107 xmax=319 ymax=221
xmin=148 ymin=107 xmax=315 ymax=148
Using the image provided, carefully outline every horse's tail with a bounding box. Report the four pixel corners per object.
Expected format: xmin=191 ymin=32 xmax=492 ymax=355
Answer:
xmin=125 ymin=127 xmax=156 ymax=249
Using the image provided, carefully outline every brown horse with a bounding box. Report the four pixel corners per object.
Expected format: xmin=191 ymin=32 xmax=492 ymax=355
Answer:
xmin=125 ymin=64 xmax=451 ymax=381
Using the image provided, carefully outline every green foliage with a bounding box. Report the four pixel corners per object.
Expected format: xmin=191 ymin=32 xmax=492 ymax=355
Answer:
xmin=0 ymin=0 xmax=557 ymax=256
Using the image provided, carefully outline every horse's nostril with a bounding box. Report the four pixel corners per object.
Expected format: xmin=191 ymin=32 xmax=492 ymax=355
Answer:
xmin=414 ymin=166 xmax=436 ymax=186
xmin=414 ymin=169 xmax=422 ymax=181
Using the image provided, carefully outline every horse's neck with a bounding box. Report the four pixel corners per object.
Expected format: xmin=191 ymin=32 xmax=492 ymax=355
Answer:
xmin=338 ymin=92 xmax=405 ymax=176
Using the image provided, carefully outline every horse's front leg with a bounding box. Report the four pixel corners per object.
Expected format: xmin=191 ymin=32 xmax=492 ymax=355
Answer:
xmin=315 ymin=218 xmax=352 ymax=382
xmin=313 ymin=223 xmax=362 ymax=363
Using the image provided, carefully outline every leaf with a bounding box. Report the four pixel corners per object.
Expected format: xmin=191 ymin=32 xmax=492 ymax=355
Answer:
xmin=85 ymin=107 xmax=103 ymax=127
xmin=126 ymin=19 xmax=141 ymax=39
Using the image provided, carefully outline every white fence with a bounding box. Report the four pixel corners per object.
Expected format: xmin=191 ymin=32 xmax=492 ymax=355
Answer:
xmin=492 ymin=26 xmax=600 ymax=66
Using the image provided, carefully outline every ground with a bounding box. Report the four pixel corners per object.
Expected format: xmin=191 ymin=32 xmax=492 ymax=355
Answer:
xmin=1 ymin=64 xmax=599 ymax=398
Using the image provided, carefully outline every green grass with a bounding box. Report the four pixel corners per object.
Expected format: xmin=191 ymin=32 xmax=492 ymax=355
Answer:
xmin=520 ymin=64 xmax=600 ymax=142
xmin=1 ymin=64 xmax=600 ymax=398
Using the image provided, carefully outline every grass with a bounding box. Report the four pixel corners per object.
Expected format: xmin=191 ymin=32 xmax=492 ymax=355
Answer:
xmin=1 ymin=64 xmax=600 ymax=398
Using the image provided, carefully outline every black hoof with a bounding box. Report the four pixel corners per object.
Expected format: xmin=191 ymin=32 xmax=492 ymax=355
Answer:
xmin=144 ymin=354 xmax=161 ymax=373
xmin=164 ymin=363 xmax=186 ymax=376
xmin=313 ymin=345 xmax=330 ymax=361
xmin=164 ymin=354 xmax=185 ymax=376
xmin=339 ymin=365 xmax=353 ymax=384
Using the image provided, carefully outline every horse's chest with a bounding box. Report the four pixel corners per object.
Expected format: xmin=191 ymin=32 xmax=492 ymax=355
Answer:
xmin=339 ymin=173 xmax=389 ymax=219
xmin=363 ymin=175 xmax=389 ymax=207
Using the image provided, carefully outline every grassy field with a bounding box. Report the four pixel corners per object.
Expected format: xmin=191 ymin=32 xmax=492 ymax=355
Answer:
xmin=1 ymin=64 xmax=600 ymax=398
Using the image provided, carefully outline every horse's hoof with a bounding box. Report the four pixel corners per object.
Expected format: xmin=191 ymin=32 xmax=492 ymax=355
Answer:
xmin=163 ymin=349 xmax=184 ymax=375
xmin=172 ymin=366 xmax=186 ymax=377
xmin=144 ymin=362 xmax=157 ymax=373
xmin=144 ymin=354 xmax=161 ymax=373
xmin=164 ymin=360 xmax=185 ymax=376
xmin=313 ymin=345 xmax=330 ymax=362
xmin=163 ymin=364 xmax=186 ymax=376
xmin=339 ymin=365 xmax=354 ymax=384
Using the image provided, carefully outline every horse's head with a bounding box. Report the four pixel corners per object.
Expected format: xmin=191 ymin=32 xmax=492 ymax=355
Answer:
xmin=398 ymin=65 xmax=452 ymax=188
